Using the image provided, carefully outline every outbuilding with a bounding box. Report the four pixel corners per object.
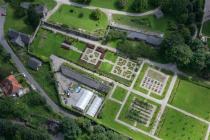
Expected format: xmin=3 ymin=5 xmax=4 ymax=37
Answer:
xmin=28 ymin=57 xmax=42 ymax=71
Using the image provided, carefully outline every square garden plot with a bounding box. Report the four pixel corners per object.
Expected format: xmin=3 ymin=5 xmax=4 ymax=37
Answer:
xmin=141 ymin=68 xmax=168 ymax=95
xmin=111 ymin=57 xmax=137 ymax=80
xmin=118 ymin=93 xmax=159 ymax=132
xmin=81 ymin=47 xmax=102 ymax=65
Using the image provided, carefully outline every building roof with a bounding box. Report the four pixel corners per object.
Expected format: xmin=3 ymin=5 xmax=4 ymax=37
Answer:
xmin=60 ymin=64 xmax=110 ymax=93
xmin=127 ymin=32 xmax=163 ymax=46
xmin=86 ymin=96 xmax=102 ymax=117
xmin=28 ymin=57 xmax=42 ymax=70
xmin=35 ymin=4 xmax=48 ymax=15
xmin=20 ymin=2 xmax=31 ymax=9
xmin=8 ymin=29 xmax=31 ymax=47
xmin=154 ymin=9 xmax=164 ymax=19
xmin=74 ymin=89 xmax=93 ymax=111
xmin=0 ymin=75 xmax=22 ymax=96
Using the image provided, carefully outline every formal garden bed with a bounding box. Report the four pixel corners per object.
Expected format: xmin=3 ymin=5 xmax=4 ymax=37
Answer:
xmin=156 ymin=108 xmax=207 ymax=140
xmin=118 ymin=93 xmax=160 ymax=132
xmin=48 ymin=5 xmax=108 ymax=37
xmin=98 ymin=99 xmax=153 ymax=140
xmin=111 ymin=57 xmax=138 ymax=80
xmin=134 ymin=63 xmax=173 ymax=100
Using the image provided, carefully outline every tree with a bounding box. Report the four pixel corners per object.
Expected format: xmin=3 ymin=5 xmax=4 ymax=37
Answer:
xmin=131 ymin=0 xmax=149 ymax=12
xmin=166 ymin=44 xmax=193 ymax=67
xmin=27 ymin=6 xmax=41 ymax=29
xmin=72 ymin=0 xmax=91 ymax=4
xmin=61 ymin=118 xmax=82 ymax=140
xmin=90 ymin=9 xmax=101 ymax=20
xmin=190 ymin=48 xmax=207 ymax=72
xmin=115 ymin=0 xmax=127 ymax=9
xmin=25 ymin=92 xmax=46 ymax=107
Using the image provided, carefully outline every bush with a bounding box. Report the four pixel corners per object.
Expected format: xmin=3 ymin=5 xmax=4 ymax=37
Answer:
xmin=25 ymin=92 xmax=46 ymax=107
xmin=90 ymin=9 xmax=101 ymax=20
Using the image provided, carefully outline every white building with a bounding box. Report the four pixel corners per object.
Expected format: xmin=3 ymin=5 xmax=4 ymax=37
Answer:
xmin=73 ymin=89 xmax=94 ymax=112
xmin=86 ymin=96 xmax=103 ymax=117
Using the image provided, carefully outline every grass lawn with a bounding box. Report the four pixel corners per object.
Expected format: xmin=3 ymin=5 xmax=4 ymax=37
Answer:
xmin=99 ymin=61 xmax=113 ymax=73
xmin=113 ymin=14 xmax=174 ymax=33
xmin=202 ymin=20 xmax=210 ymax=36
xmin=134 ymin=63 xmax=149 ymax=94
xmin=4 ymin=5 xmax=34 ymax=34
xmin=118 ymin=93 xmax=160 ymax=132
xmin=28 ymin=63 xmax=59 ymax=104
xmin=111 ymin=86 xmax=128 ymax=102
xmin=104 ymin=51 xmax=118 ymax=62
xmin=157 ymin=108 xmax=207 ymax=140
xmin=98 ymin=99 xmax=153 ymax=140
xmin=170 ymin=79 xmax=210 ymax=121
xmin=0 ymin=46 xmax=17 ymax=80
xmin=29 ymin=29 xmax=82 ymax=63
xmin=89 ymin=0 xmax=134 ymax=11
xmin=0 ymin=0 xmax=5 ymax=5
xmin=48 ymin=5 xmax=108 ymax=36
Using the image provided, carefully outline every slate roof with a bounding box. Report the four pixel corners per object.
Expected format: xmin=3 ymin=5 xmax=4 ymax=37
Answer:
xmin=154 ymin=9 xmax=164 ymax=19
xmin=28 ymin=57 xmax=42 ymax=70
xmin=20 ymin=2 xmax=31 ymax=9
xmin=60 ymin=64 xmax=110 ymax=93
xmin=127 ymin=32 xmax=163 ymax=46
xmin=8 ymin=29 xmax=31 ymax=47
xmin=35 ymin=5 xmax=48 ymax=15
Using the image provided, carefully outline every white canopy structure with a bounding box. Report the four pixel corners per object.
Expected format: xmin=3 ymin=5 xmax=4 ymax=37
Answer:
xmin=74 ymin=89 xmax=93 ymax=112
xmin=86 ymin=96 xmax=103 ymax=117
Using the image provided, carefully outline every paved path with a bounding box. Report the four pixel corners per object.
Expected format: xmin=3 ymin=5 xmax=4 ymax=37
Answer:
xmin=200 ymin=0 xmax=210 ymax=35
xmin=0 ymin=6 xmax=77 ymax=119
xmin=167 ymin=104 xmax=210 ymax=125
xmin=205 ymin=125 xmax=210 ymax=140
xmin=150 ymin=75 xmax=177 ymax=135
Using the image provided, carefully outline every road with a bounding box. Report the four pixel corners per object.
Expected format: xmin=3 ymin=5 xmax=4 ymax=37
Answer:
xmin=200 ymin=0 xmax=210 ymax=35
xmin=0 ymin=6 xmax=76 ymax=119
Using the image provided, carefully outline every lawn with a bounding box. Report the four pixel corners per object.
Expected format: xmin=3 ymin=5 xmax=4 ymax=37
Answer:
xmin=98 ymin=99 xmax=153 ymax=140
xmin=111 ymin=86 xmax=128 ymax=102
xmin=4 ymin=5 xmax=34 ymax=34
xmin=99 ymin=61 xmax=113 ymax=73
xmin=0 ymin=46 xmax=17 ymax=80
xmin=48 ymin=5 xmax=108 ymax=36
xmin=28 ymin=63 xmax=59 ymax=104
xmin=113 ymin=14 xmax=174 ymax=33
xmin=118 ymin=93 xmax=160 ymax=132
xmin=89 ymin=0 xmax=134 ymax=11
xmin=202 ymin=20 xmax=210 ymax=36
xmin=104 ymin=51 xmax=118 ymax=62
xmin=134 ymin=63 xmax=149 ymax=94
xmin=157 ymin=108 xmax=207 ymax=140
xmin=29 ymin=29 xmax=82 ymax=63
xmin=170 ymin=79 xmax=210 ymax=121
